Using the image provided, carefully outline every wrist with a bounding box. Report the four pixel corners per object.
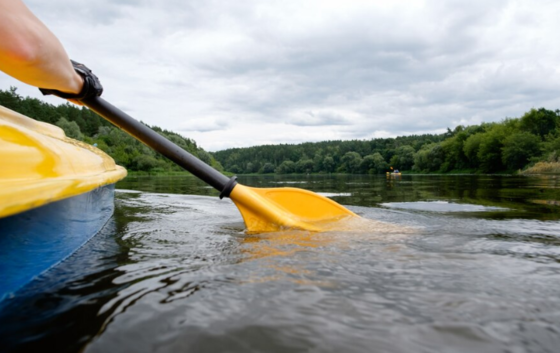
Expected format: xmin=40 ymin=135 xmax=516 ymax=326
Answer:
xmin=39 ymin=60 xmax=103 ymax=101
xmin=65 ymin=71 xmax=84 ymax=95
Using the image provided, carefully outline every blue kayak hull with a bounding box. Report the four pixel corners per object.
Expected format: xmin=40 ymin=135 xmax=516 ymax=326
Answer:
xmin=0 ymin=184 xmax=116 ymax=301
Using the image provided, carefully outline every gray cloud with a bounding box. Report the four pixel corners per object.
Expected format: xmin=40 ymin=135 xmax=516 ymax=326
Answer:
xmin=287 ymin=111 xmax=351 ymax=127
xmin=177 ymin=117 xmax=231 ymax=132
xmin=1 ymin=0 xmax=559 ymax=151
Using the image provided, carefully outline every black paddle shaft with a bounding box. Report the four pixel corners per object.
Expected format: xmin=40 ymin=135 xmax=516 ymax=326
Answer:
xmin=82 ymin=96 xmax=237 ymax=198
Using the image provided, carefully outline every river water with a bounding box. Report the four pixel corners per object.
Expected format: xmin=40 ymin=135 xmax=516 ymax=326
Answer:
xmin=1 ymin=174 xmax=560 ymax=353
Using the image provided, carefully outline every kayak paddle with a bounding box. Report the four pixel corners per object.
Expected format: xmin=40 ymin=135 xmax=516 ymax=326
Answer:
xmin=41 ymin=61 xmax=359 ymax=233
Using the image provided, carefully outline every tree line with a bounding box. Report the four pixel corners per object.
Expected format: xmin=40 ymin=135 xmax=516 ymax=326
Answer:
xmin=3 ymin=87 xmax=558 ymax=175
xmin=213 ymin=108 xmax=560 ymax=174
xmin=0 ymin=87 xmax=223 ymax=173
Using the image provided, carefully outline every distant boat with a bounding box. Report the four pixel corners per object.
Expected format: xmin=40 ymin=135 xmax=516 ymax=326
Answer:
xmin=386 ymin=171 xmax=402 ymax=177
xmin=0 ymin=106 xmax=126 ymax=301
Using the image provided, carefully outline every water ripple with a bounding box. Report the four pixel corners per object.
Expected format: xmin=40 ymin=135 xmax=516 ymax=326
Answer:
xmin=2 ymin=188 xmax=560 ymax=353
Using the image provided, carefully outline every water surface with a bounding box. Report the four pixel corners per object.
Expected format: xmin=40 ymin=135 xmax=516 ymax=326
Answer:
xmin=1 ymin=174 xmax=559 ymax=353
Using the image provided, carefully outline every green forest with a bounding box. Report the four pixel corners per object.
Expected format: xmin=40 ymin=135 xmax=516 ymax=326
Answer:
xmin=213 ymin=108 xmax=560 ymax=174
xmin=0 ymin=87 xmax=223 ymax=173
xmin=2 ymin=87 xmax=559 ymax=175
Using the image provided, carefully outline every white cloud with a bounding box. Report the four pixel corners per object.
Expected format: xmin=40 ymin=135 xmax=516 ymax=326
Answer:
xmin=287 ymin=111 xmax=352 ymax=126
xmin=1 ymin=0 xmax=559 ymax=151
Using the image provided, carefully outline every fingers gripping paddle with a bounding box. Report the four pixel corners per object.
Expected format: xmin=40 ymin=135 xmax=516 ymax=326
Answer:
xmin=40 ymin=61 xmax=358 ymax=233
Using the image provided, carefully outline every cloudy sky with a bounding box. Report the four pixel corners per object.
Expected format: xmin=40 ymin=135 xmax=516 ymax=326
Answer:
xmin=2 ymin=0 xmax=560 ymax=151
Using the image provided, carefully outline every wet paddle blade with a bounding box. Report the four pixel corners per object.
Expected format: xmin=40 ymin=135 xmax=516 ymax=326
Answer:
xmin=229 ymin=184 xmax=358 ymax=233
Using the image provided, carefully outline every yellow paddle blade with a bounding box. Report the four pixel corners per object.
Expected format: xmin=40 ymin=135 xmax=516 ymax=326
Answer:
xmin=229 ymin=184 xmax=358 ymax=233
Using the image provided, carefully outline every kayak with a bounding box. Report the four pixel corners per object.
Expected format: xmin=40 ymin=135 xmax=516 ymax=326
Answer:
xmin=386 ymin=172 xmax=402 ymax=176
xmin=0 ymin=105 xmax=126 ymax=301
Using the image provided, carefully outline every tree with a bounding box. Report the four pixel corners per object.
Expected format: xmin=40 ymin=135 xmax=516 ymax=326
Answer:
xmin=372 ymin=152 xmax=389 ymax=173
xmin=245 ymin=162 xmax=257 ymax=173
xmin=133 ymin=155 xmax=162 ymax=171
xmin=361 ymin=153 xmax=388 ymax=174
xmin=340 ymin=152 xmax=362 ymax=173
xmin=390 ymin=145 xmax=415 ymax=170
xmin=55 ymin=117 xmax=83 ymax=140
xmin=477 ymin=127 xmax=507 ymax=173
xmin=111 ymin=145 xmax=134 ymax=166
xmin=295 ymin=158 xmax=314 ymax=173
xmin=463 ymin=133 xmax=484 ymax=168
xmin=413 ymin=147 xmax=429 ymax=172
xmin=313 ymin=152 xmax=323 ymax=172
xmin=229 ymin=165 xmax=242 ymax=174
xmin=212 ymin=160 xmax=225 ymax=172
xmin=413 ymin=143 xmax=443 ymax=172
xmin=0 ymin=87 xmax=22 ymax=110
xmin=95 ymin=126 xmax=112 ymax=138
xmin=360 ymin=154 xmax=376 ymax=174
xmin=322 ymin=155 xmax=335 ymax=173
xmin=197 ymin=150 xmax=213 ymax=165
xmin=275 ymin=160 xmax=296 ymax=174
xmin=519 ymin=108 xmax=558 ymax=139
xmin=440 ymin=131 xmax=469 ymax=171
xmin=542 ymin=135 xmax=560 ymax=162
xmin=427 ymin=143 xmax=445 ymax=172
xmin=260 ymin=163 xmax=275 ymax=174
xmin=502 ymin=132 xmax=541 ymax=170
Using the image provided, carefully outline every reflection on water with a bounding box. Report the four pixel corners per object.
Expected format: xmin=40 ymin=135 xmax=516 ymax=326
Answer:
xmin=117 ymin=173 xmax=560 ymax=220
xmin=0 ymin=174 xmax=559 ymax=353
xmin=317 ymin=192 xmax=352 ymax=197
xmin=381 ymin=201 xmax=509 ymax=213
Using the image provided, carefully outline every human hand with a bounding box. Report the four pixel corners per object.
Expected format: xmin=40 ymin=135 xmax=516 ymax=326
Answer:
xmin=39 ymin=60 xmax=103 ymax=104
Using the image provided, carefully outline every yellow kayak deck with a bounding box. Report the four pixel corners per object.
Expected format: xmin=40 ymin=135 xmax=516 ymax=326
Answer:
xmin=0 ymin=105 xmax=127 ymax=218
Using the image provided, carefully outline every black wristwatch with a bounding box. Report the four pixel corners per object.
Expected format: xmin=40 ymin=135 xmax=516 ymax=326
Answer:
xmin=39 ymin=60 xmax=103 ymax=101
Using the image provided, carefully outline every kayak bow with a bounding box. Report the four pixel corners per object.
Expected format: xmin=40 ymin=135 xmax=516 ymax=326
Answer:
xmin=0 ymin=105 xmax=127 ymax=300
